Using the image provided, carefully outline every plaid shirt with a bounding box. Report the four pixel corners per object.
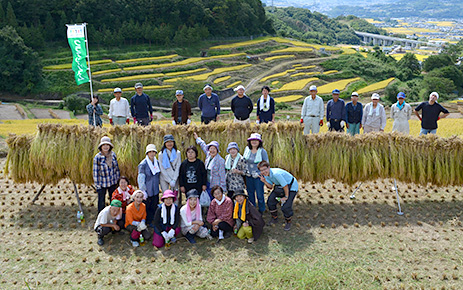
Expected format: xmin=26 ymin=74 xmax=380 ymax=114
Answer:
xmin=93 ymin=152 xmax=120 ymax=189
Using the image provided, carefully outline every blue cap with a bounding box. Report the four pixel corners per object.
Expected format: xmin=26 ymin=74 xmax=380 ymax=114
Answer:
xmin=176 ymin=90 xmax=184 ymax=95
xmin=332 ymin=89 xmax=340 ymax=94
xmin=397 ymin=92 xmax=406 ymax=99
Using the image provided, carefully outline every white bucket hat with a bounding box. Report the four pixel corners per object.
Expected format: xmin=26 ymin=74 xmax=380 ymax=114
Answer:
xmin=98 ymin=136 xmax=114 ymax=150
xmin=145 ymin=144 xmax=157 ymax=154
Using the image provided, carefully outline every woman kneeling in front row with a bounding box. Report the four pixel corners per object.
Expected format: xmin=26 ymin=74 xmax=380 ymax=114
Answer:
xmin=180 ymin=189 xmax=213 ymax=244
xmin=232 ymin=190 xmax=265 ymax=244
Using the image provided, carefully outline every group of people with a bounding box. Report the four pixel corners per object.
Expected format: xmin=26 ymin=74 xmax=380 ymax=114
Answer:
xmin=93 ymin=133 xmax=298 ymax=248
xmin=87 ymin=82 xmax=275 ymax=127
xmin=301 ymin=85 xmax=449 ymax=136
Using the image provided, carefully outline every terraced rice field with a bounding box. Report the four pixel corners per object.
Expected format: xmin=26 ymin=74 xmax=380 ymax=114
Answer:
xmin=260 ymin=69 xmax=296 ymax=83
xmin=316 ymin=77 xmax=361 ymax=95
xmin=357 ymin=78 xmax=396 ymax=94
xmin=272 ymin=77 xmax=319 ymax=92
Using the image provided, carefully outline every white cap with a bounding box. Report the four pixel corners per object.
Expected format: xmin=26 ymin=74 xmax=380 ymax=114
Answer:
xmin=134 ymin=82 xmax=143 ymax=89
xmin=234 ymin=85 xmax=246 ymax=92
xmin=203 ymin=84 xmax=213 ymax=91
xmin=145 ymin=144 xmax=157 ymax=155
xmin=371 ymin=93 xmax=380 ymax=100
xmin=113 ymin=87 xmax=122 ymax=93
xmin=309 ymin=85 xmax=317 ymax=91
xmin=351 ymin=92 xmax=359 ymax=97
xmin=430 ymin=91 xmax=439 ymax=99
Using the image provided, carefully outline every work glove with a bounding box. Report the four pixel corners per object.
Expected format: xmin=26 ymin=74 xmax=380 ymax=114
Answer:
xmin=300 ymin=118 xmax=303 ymax=124
xmin=137 ymin=221 xmax=147 ymax=231
xmin=150 ymin=114 xmax=153 ymax=122
xmin=340 ymin=120 xmax=345 ymax=128
xmin=172 ymin=120 xmax=176 ymax=125
xmin=187 ymin=119 xmax=191 ymax=125
xmin=133 ymin=117 xmax=137 ymax=124
xmin=168 ymin=229 xmax=175 ymax=239
xmin=132 ymin=221 xmax=140 ymax=227
xmin=126 ymin=118 xmax=130 ymax=125
xmin=326 ymin=122 xmax=331 ymax=129
xmin=109 ymin=118 xmax=113 ymax=125
xmin=256 ymin=120 xmax=260 ymax=124
xmin=161 ymin=231 xmax=169 ymax=242
xmin=169 ymin=180 xmax=176 ymax=188
xmin=319 ymin=120 xmax=324 ymax=126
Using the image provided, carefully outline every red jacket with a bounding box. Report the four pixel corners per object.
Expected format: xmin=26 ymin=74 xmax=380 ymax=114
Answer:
xmin=111 ymin=185 xmax=134 ymax=214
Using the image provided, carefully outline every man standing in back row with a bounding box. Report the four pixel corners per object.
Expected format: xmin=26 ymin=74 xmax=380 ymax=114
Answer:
xmin=109 ymin=87 xmax=131 ymax=125
xmin=345 ymin=92 xmax=363 ymax=136
xmin=198 ymin=84 xmax=220 ymax=124
xmin=130 ymin=83 xmax=153 ymax=126
xmin=414 ymin=92 xmax=449 ymax=135
xmin=326 ymin=89 xmax=346 ymax=132
xmin=301 ymin=85 xmax=324 ymax=134
xmin=231 ymin=85 xmax=253 ymax=123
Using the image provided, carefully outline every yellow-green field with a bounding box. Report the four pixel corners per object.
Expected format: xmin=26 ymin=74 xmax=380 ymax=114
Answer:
xmin=357 ymin=78 xmax=395 ymax=94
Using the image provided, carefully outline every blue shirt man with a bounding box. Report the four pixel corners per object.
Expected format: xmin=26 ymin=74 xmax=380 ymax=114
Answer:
xmin=258 ymin=161 xmax=298 ymax=231
xmin=345 ymin=92 xmax=363 ymax=136
xmin=198 ymin=84 xmax=220 ymax=124
xmin=326 ymin=89 xmax=346 ymax=132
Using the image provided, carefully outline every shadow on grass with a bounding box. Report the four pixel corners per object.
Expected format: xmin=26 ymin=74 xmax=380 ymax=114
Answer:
xmin=8 ymin=196 xmax=463 ymax=261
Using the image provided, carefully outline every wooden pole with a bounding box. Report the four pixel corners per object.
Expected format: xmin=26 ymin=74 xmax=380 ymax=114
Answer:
xmin=31 ymin=185 xmax=46 ymax=204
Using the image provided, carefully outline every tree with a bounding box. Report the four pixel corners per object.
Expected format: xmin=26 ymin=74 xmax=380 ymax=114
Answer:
xmin=427 ymin=65 xmax=463 ymax=89
xmin=422 ymin=76 xmax=456 ymax=101
xmin=423 ymin=54 xmax=453 ymax=72
xmin=44 ymin=12 xmax=55 ymax=41
xmin=5 ymin=2 xmax=18 ymax=27
xmin=397 ymin=53 xmax=421 ymax=81
xmin=0 ymin=26 xmax=42 ymax=94
xmin=0 ymin=3 xmax=5 ymax=26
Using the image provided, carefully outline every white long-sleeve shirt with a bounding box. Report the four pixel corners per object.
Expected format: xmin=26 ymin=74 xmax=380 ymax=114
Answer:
xmin=301 ymin=95 xmax=324 ymax=121
xmin=362 ymin=103 xmax=387 ymax=130
xmin=108 ymin=97 xmax=131 ymax=119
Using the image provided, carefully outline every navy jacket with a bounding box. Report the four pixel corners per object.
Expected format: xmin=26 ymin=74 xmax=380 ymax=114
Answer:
xmin=130 ymin=93 xmax=152 ymax=119
xmin=345 ymin=102 xmax=363 ymax=124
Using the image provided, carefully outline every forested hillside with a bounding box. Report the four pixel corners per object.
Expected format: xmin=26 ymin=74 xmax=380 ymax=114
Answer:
xmin=0 ymin=0 xmax=274 ymax=49
xmin=265 ymin=7 xmax=386 ymax=45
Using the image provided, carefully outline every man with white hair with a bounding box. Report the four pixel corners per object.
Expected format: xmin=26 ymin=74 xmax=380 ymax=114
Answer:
xmin=198 ymin=84 xmax=220 ymax=124
xmin=414 ymin=92 xmax=449 ymax=135
xmin=231 ymin=85 xmax=253 ymax=123
xmin=109 ymin=87 xmax=131 ymax=125
xmin=361 ymin=93 xmax=386 ymax=133
xmin=301 ymin=85 xmax=324 ymax=134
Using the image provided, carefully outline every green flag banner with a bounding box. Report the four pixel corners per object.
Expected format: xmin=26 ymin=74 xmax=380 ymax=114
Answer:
xmin=67 ymin=24 xmax=90 ymax=85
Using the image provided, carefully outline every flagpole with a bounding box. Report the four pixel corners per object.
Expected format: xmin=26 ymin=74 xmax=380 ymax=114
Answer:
xmin=82 ymin=23 xmax=96 ymax=126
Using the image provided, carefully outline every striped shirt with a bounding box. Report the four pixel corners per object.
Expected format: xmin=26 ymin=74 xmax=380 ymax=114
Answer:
xmin=93 ymin=151 xmax=120 ymax=189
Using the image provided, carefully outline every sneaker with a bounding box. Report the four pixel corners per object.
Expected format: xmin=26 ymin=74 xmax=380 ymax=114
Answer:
xmin=247 ymin=238 xmax=254 ymax=244
xmin=97 ymin=238 xmax=104 ymax=246
xmin=186 ymin=235 xmax=197 ymax=244
xmin=284 ymin=222 xmax=291 ymax=231
xmin=268 ymin=218 xmax=279 ymax=225
xmin=132 ymin=241 xmax=140 ymax=247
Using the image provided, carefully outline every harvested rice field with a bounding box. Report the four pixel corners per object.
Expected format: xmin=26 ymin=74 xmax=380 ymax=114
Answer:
xmin=1 ymin=155 xmax=463 ymax=289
